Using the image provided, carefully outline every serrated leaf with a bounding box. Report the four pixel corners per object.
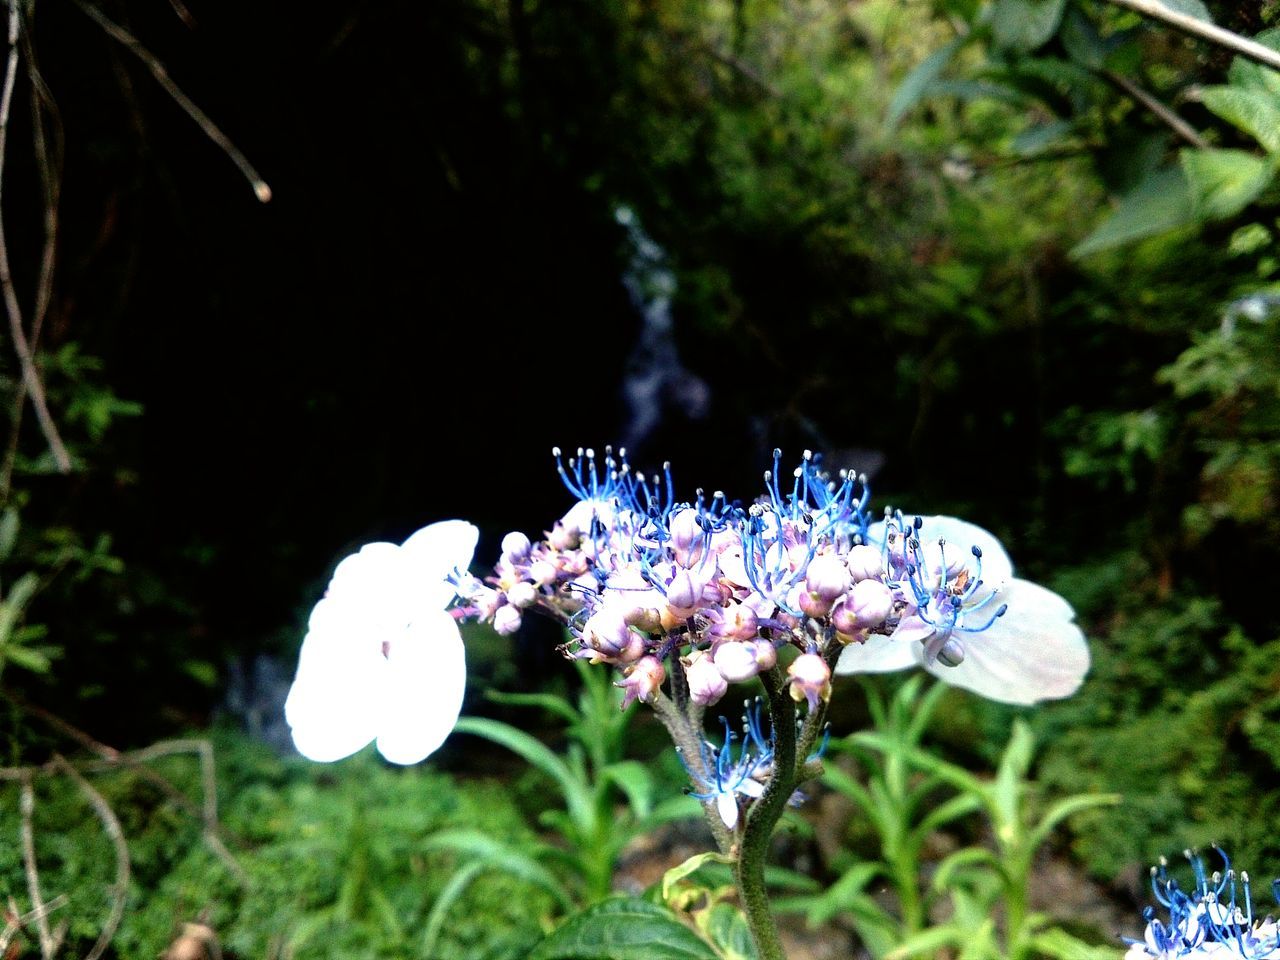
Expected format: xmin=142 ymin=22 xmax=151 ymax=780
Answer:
xmin=990 ymin=0 xmax=1067 ymax=52
xmin=1070 ymin=167 xmax=1196 ymax=258
xmin=886 ymin=36 xmax=967 ymax=128
xmin=1201 ymin=87 xmax=1280 ymax=152
xmin=1229 ymin=29 xmax=1280 ymax=96
xmin=527 ymin=897 xmax=718 ymax=960
xmin=1181 ymin=147 xmax=1275 ymax=220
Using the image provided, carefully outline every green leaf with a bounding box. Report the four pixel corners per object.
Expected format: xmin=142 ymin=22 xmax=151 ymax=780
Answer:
xmin=421 ymin=860 xmax=489 ymax=956
xmin=1201 ymin=87 xmax=1280 ymax=153
xmin=1229 ymin=29 xmax=1280 ymax=96
xmin=886 ymin=36 xmax=968 ymax=128
xmin=1028 ymin=792 xmax=1123 ymax=851
xmin=487 ymin=688 xmax=582 ymax=725
xmin=0 ymin=507 xmax=18 ymax=561
xmin=420 ymin=828 xmax=575 ymax=908
xmin=602 ymin=761 xmax=654 ymax=819
xmin=1070 ymin=167 xmax=1196 ymax=258
xmin=993 ymin=719 xmax=1035 ymax=832
xmin=452 ymin=716 xmax=594 ymax=833
xmin=527 ymin=897 xmax=718 ymax=960
xmin=1059 ymin=7 xmax=1106 ymax=69
xmin=661 ymin=852 xmax=735 ymax=902
xmin=884 ymin=924 xmax=965 ymax=960
xmin=702 ymin=903 xmax=758 ymax=960
xmin=990 ymin=0 xmax=1067 ymax=53
xmin=1155 ymin=0 xmax=1212 ymax=22
xmin=1027 ymin=927 xmax=1127 ymax=960
xmin=1181 ymin=147 xmax=1275 ymax=220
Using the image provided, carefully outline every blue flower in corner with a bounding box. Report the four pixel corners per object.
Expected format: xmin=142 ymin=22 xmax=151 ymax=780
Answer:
xmin=1125 ymin=849 xmax=1280 ymax=959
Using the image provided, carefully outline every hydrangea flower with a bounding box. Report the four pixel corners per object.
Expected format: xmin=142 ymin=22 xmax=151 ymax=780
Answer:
xmin=677 ymin=701 xmax=776 ymax=830
xmin=284 ymin=520 xmax=477 ymax=765
xmin=1126 ymin=850 xmax=1280 ymax=959
xmin=835 ymin=513 xmax=1090 ymax=706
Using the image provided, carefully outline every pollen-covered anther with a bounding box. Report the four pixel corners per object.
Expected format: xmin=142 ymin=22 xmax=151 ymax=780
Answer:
xmin=787 ymin=653 xmax=832 ymax=713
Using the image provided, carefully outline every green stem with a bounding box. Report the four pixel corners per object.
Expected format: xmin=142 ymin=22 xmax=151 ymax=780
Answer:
xmin=651 ymin=689 xmax=734 ymax=854
xmin=736 ymin=667 xmax=796 ymax=960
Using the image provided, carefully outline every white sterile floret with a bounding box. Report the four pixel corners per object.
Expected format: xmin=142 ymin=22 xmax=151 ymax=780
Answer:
xmin=835 ymin=515 xmax=1090 ymax=706
xmin=284 ymin=519 xmax=477 ymax=765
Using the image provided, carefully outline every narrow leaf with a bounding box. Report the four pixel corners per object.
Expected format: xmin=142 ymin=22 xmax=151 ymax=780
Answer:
xmin=1181 ymin=147 xmax=1274 ymax=220
xmin=1070 ymin=167 xmax=1196 ymax=258
xmin=887 ymin=36 xmax=967 ymax=127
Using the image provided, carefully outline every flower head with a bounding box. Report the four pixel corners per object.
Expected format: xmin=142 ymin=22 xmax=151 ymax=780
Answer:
xmin=1126 ymin=850 xmax=1280 ymax=959
xmin=284 ymin=520 xmax=477 ymax=765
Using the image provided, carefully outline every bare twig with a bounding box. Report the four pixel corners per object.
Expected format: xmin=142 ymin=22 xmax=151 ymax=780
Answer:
xmin=0 ymin=0 xmax=72 ymax=476
xmin=19 ymin=772 xmax=59 ymax=960
xmin=0 ymin=893 xmax=69 ymax=955
xmin=1103 ymin=70 xmax=1209 ymax=148
xmin=69 ymin=0 xmax=272 ymax=203
xmin=4 ymin=694 xmax=250 ymax=883
xmin=1103 ymin=0 xmax=1280 ymax=72
xmin=51 ymin=755 xmax=129 ymax=960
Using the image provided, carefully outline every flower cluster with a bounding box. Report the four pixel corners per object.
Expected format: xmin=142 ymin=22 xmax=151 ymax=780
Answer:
xmin=282 ymin=445 xmax=1091 ymax=766
xmin=465 ymin=446 xmax=1089 ymax=710
xmin=1126 ymin=850 xmax=1280 ymax=959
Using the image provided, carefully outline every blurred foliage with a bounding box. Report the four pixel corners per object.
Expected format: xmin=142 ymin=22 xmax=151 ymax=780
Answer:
xmin=0 ymin=728 xmax=556 ymax=959
xmin=1 ymin=0 xmax=1278 ymax=946
xmin=780 ymin=677 xmax=1119 ymax=960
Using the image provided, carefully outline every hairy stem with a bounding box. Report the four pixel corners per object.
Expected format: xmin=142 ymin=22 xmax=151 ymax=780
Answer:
xmin=736 ymin=666 xmax=796 ymax=960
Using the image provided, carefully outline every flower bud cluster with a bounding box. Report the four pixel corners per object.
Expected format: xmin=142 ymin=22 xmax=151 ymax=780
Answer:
xmin=457 ymin=445 xmax=1081 ymax=710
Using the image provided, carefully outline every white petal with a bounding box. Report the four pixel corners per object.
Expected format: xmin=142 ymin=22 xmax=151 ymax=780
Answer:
xmin=916 ymin=516 xmax=1014 ymax=586
xmin=716 ymin=791 xmax=740 ymax=830
xmin=400 ymin=520 xmax=479 ymax=581
xmin=284 ymin=612 xmax=385 ymax=762
xmin=374 ymin=610 xmax=466 ymax=765
xmin=926 ymin=579 xmax=1089 ymax=705
xmin=326 ymin=543 xmax=420 ymax=627
xmin=834 ymin=630 xmax=917 ymax=675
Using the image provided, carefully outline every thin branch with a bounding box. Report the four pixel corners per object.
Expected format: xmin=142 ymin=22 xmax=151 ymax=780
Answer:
xmin=0 ymin=893 xmax=69 ymax=955
xmin=69 ymin=0 xmax=272 ymax=203
xmin=51 ymin=755 xmax=129 ymax=960
xmin=19 ymin=772 xmax=59 ymax=960
xmin=5 ymin=694 xmax=250 ymax=882
xmin=1103 ymin=70 xmax=1209 ymax=148
xmin=0 ymin=0 xmax=72 ymax=475
xmin=1103 ymin=0 xmax=1280 ymax=72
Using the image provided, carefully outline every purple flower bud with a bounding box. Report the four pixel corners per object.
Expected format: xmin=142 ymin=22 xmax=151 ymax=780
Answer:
xmin=668 ymin=508 xmax=702 ymax=552
xmin=666 ymin=568 xmax=701 ymax=617
xmin=846 ymin=545 xmax=883 ymax=582
xmin=501 ymin=531 xmax=532 ymax=561
xmin=493 ymin=604 xmax=522 ymax=636
xmin=708 ymin=603 xmax=759 ymax=642
xmin=805 ymin=554 xmax=850 ymax=602
xmin=684 ymin=650 xmax=729 ymax=706
xmin=617 ymin=655 xmax=665 ymax=708
xmin=798 ymin=589 xmax=834 ymax=618
xmin=529 ymin=559 xmax=558 ymax=587
xmin=506 ymin=581 xmax=538 ymax=609
xmin=787 ymin=653 xmax=832 ymax=713
xmin=582 ymin=608 xmax=635 ymax=659
xmin=714 ymin=641 xmax=761 ymax=683
xmin=832 ymin=579 xmax=894 ymax=635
